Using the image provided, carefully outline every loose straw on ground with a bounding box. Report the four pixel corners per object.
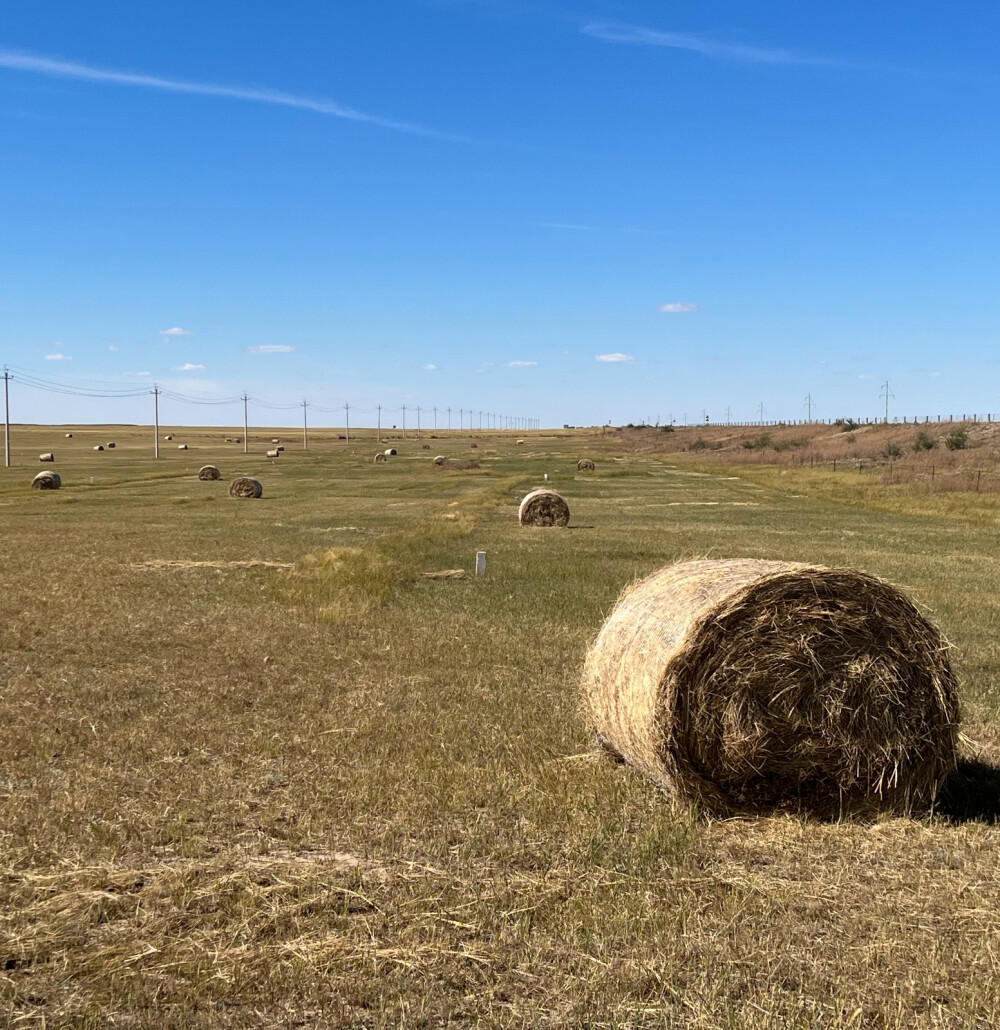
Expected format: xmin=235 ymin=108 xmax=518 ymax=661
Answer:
xmin=582 ymin=558 xmax=959 ymax=818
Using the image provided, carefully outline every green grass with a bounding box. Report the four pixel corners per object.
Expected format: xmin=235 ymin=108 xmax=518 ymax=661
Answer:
xmin=2 ymin=426 xmax=1000 ymax=1027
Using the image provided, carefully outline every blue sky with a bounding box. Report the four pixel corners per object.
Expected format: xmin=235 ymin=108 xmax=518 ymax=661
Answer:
xmin=2 ymin=0 xmax=999 ymax=426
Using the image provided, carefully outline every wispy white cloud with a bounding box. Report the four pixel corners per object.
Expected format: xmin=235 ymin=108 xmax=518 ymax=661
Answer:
xmin=174 ymin=362 xmax=205 ymax=371
xmin=858 ymin=374 xmax=875 ymax=380
xmin=580 ymin=22 xmax=831 ymax=65
xmin=160 ymin=326 xmax=193 ymax=336
xmin=658 ymin=302 xmax=699 ymax=313
xmin=423 ymin=363 xmax=438 ymax=371
xmin=596 ymin=353 xmax=635 ymax=363
xmin=124 ymin=371 xmax=151 ymax=377
xmin=45 ymin=353 xmax=71 ymax=360
xmin=0 ymin=48 xmax=459 ymax=139
xmin=508 ymin=360 xmax=538 ymax=368
xmin=248 ymin=344 xmax=295 ymax=354
xmin=107 ymin=344 xmax=119 ymax=351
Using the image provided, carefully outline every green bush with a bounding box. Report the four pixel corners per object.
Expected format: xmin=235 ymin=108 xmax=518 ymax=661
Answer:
xmin=913 ymin=429 xmax=936 ymax=452
xmin=689 ymin=438 xmax=708 ymax=451
xmin=742 ymin=434 xmax=772 ymax=451
xmin=882 ymin=443 xmax=904 ymax=460
xmin=946 ymin=427 xmax=968 ymax=451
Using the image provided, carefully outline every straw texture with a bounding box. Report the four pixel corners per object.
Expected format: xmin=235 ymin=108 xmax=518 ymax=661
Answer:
xmin=518 ymin=489 xmax=570 ymax=527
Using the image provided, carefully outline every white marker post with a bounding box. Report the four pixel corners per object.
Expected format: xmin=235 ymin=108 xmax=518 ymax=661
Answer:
xmin=475 ymin=551 xmax=486 ymax=576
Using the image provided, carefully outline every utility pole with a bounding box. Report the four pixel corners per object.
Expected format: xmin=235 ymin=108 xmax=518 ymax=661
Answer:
xmin=433 ymin=405 xmax=438 ymax=431
xmin=153 ymin=385 xmax=160 ymax=459
xmin=479 ymin=410 xmax=482 ymax=431
xmin=459 ymin=408 xmax=463 ymax=431
xmin=757 ymin=402 xmax=765 ymax=424
xmin=416 ymin=405 xmax=421 ymax=438
xmin=345 ymin=403 xmax=350 ymax=446
xmin=402 ymin=405 xmax=406 ymax=439
xmin=3 ymin=365 xmax=11 ymax=468
xmin=804 ymin=393 xmax=814 ymax=422
xmin=447 ymin=407 xmax=451 ymax=430
xmin=377 ymin=404 xmax=382 ymax=443
xmin=880 ymin=380 xmax=894 ymax=423
xmin=242 ymin=394 xmax=249 ymax=454
xmin=302 ymin=399 xmax=308 ymax=449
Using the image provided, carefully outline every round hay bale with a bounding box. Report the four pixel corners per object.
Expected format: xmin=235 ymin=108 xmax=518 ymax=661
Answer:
xmin=433 ymin=455 xmax=447 ymax=466
xmin=93 ymin=445 xmax=104 ymax=452
xmin=38 ymin=452 xmax=55 ymax=463
xmin=177 ymin=444 xmax=188 ymax=450
xmin=229 ymin=477 xmax=263 ymax=499
xmin=106 ymin=442 xmax=116 ymax=449
xmin=374 ymin=452 xmax=388 ymax=463
xmin=384 ymin=448 xmax=397 ymax=457
xmin=32 ymin=471 xmax=61 ymax=490
xmin=577 ymin=458 xmax=596 ymax=471
xmin=422 ymin=444 xmax=431 ymax=450
xmin=164 ymin=435 xmax=173 ymax=441
xmin=271 ymin=438 xmax=280 ymax=444
xmin=65 ymin=433 xmax=73 ymax=438
xmin=198 ymin=464 xmax=222 ymax=481
xmin=266 ymin=449 xmax=280 ymax=458
xmin=276 ymin=446 xmax=285 ymax=452
xmin=518 ymin=489 xmax=570 ymax=527
xmin=582 ymin=559 xmax=959 ymax=818
xmin=470 ymin=443 xmax=478 ymax=449
xmin=516 ymin=439 xmax=525 ymax=445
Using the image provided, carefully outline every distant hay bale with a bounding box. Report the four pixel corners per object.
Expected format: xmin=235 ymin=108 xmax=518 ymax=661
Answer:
xmin=517 ymin=439 xmax=525 ymax=445
xmin=518 ymin=488 xmax=570 ymax=527
xmin=32 ymin=471 xmax=61 ymax=490
xmin=276 ymin=446 xmax=285 ymax=452
xmin=433 ymin=455 xmax=446 ymax=466
xmin=93 ymin=445 xmax=104 ymax=452
xmin=422 ymin=444 xmax=431 ymax=450
xmin=198 ymin=464 xmax=222 ymax=481
xmin=384 ymin=448 xmax=397 ymax=456
xmin=271 ymin=438 xmax=280 ymax=444
xmin=164 ymin=435 xmax=173 ymax=441
xmin=577 ymin=458 xmax=596 ymax=471
xmin=470 ymin=443 xmax=478 ymax=449
xmin=374 ymin=452 xmax=388 ymax=463
xmin=582 ymin=559 xmax=960 ymax=818
xmin=266 ymin=449 xmax=280 ymax=458
xmin=177 ymin=444 xmax=188 ymax=450
xmin=65 ymin=433 xmax=73 ymax=438
xmin=106 ymin=442 xmax=116 ymax=449
xmin=229 ymin=477 xmax=263 ymax=499
xmin=38 ymin=452 xmax=55 ymax=462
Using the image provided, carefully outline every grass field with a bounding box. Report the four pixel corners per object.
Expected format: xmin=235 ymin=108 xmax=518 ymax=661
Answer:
xmin=2 ymin=424 xmax=1000 ymax=1028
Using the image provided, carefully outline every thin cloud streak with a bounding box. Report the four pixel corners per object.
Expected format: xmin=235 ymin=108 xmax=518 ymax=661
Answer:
xmin=658 ymin=302 xmax=699 ymax=313
xmin=0 ymin=48 xmax=461 ymax=140
xmin=595 ymin=353 xmax=635 ymax=364
xmin=248 ymin=345 xmax=295 ymax=354
xmin=580 ymin=22 xmax=834 ymax=66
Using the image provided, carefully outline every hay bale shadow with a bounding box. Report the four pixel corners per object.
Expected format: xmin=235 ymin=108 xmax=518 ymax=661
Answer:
xmin=936 ymin=759 xmax=1000 ymax=824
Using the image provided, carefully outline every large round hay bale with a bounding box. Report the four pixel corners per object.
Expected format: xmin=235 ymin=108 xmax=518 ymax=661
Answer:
xmin=38 ymin=452 xmax=55 ymax=462
xmin=198 ymin=464 xmax=222 ymax=481
xmin=384 ymin=448 xmax=397 ymax=457
xmin=516 ymin=439 xmax=525 ymax=445
xmin=164 ymin=435 xmax=173 ymax=441
xmin=422 ymin=444 xmax=430 ymax=450
xmin=470 ymin=443 xmax=478 ymax=449
xmin=577 ymin=458 xmax=596 ymax=471
xmin=266 ymin=449 xmax=280 ymax=458
xmin=93 ymin=445 xmax=104 ymax=452
xmin=374 ymin=452 xmax=388 ymax=463
xmin=32 ymin=471 xmax=61 ymax=490
xmin=271 ymin=438 xmax=280 ymax=444
xmin=106 ymin=442 xmax=116 ymax=449
xmin=582 ymin=559 xmax=960 ymax=818
xmin=433 ymin=455 xmax=446 ymax=466
xmin=518 ymin=489 xmax=570 ymax=527
xmin=177 ymin=444 xmax=188 ymax=450
xmin=65 ymin=433 xmax=73 ymax=439
xmin=229 ymin=477 xmax=263 ymax=498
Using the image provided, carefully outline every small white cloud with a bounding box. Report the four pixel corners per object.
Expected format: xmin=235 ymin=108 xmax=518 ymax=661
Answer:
xmin=858 ymin=374 xmax=875 ymax=380
xmin=160 ymin=327 xmax=193 ymax=336
xmin=508 ymin=360 xmax=538 ymax=368
xmin=423 ymin=363 xmax=438 ymax=371
xmin=45 ymin=353 xmax=71 ymax=360
xmin=174 ymin=362 xmax=206 ymax=371
xmin=108 ymin=345 xmax=119 ymax=352
xmin=657 ymin=302 xmax=699 ymax=313
xmin=124 ymin=371 xmax=151 ymax=377
xmin=595 ymin=353 xmax=636 ymax=363
xmin=248 ymin=345 xmax=295 ymax=354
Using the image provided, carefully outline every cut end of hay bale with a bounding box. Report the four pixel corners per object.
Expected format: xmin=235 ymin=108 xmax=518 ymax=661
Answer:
xmin=32 ymin=471 xmax=61 ymax=490
xmin=516 ymin=439 xmax=525 ymax=445
xmin=93 ymin=445 xmax=104 ymax=451
xmin=582 ymin=558 xmax=960 ymax=819
xmin=177 ymin=444 xmax=188 ymax=450
xmin=518 ymin=488 xmax=570 ymax=527
xmin=106 ymin=442 xmax=116 ymax=449
xmin=374 ymin=452 xmax=388 ymax=463
xmin=198 ymin=465 xmax=222 ymax=481
xmin=164 ymin=435 xmax=173 ymax=441
xmin=229 ymin=477 xmax=263 ymax=499
xmin=433 ymin=455 xmax=447 ymax=465
xmin=38 ymin=452 xmax=55 ymax=462
xmin=577 ymin=458 xmax=596 ymax=471
xmin=65 ymin=433 xmax=73 ymax=438
xmin=384 ymin=448 xmax=397 ymax=456
xmin=266 ymin=449 xmax=280 ymax=458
